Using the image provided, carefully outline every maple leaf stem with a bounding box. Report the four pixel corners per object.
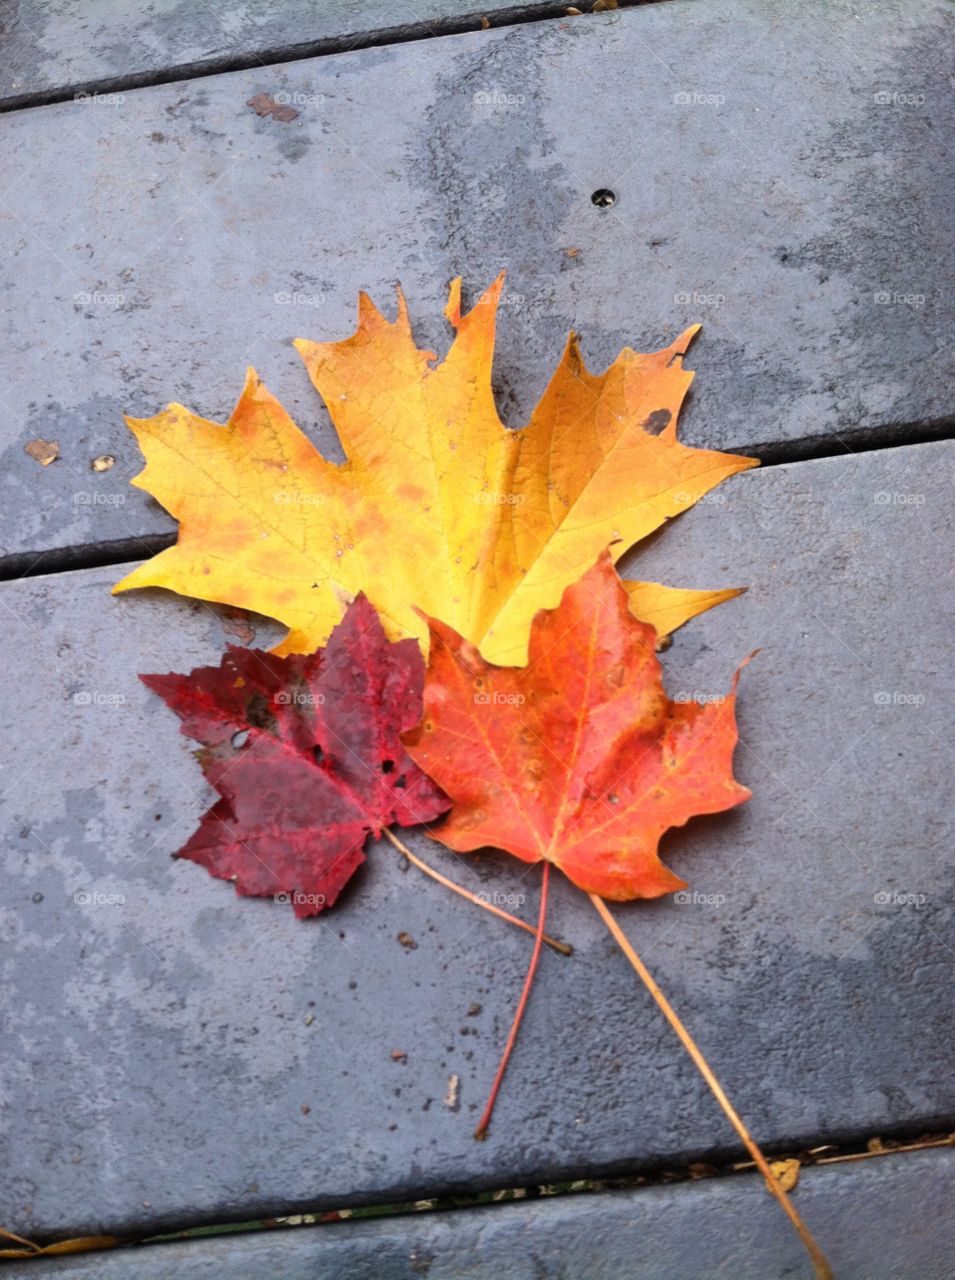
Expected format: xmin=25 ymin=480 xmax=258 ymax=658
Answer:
xmin=1 ymin=1226 xmax=41 ymax=1252
xmin=589 ymin=894 xmax=833 ymax=1280
xmin=474 ymin=862 xmax=551 ymax=1142
xmin=381 ymin=828 xmax=571 ymax=956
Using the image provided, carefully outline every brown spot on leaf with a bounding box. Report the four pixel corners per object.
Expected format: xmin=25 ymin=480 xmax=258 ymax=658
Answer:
xmin=642 ymin=409 xmax=671 ymax=436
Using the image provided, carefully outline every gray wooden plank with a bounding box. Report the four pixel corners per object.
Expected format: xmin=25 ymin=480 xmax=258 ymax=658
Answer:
xmin=2 ymin=0 xmax=953 ymax=571
xmin=0 ymin=441 xmax=952 ymax=1239
xmin=0 ymin=0 xmax=562 ymax=110
xmin=24 ymin=1149 xmax=955 ymax=1280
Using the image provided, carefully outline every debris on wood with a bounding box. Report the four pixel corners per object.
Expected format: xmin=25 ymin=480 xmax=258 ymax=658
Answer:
xmin=24 ymin=438 xmax=59 ymax=466
xmin=247 ymin=93 xmax=299 ymax=123
xmin=769 ymin=1159 xmax=801 ymax=1192
xmin=221 ymin=607 xmax=256 ymax=645
xmin=444 ymin=1073 xmax=460 ymax=1111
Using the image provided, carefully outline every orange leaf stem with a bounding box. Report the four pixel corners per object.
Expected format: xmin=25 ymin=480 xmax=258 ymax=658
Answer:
xmin=475 ymin=862 xmax=551 ymax=1140
xmin=382 ymin=828 xmax=570 ymax=956
xmin=590 ymin=893 xmax=833 ymax=1280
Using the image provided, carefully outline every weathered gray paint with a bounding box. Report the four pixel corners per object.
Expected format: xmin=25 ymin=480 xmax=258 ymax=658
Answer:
xmin=1 ymin=441 xmax=951 ymax=1239
xmin=25 ymin=1149 xmax=955 ymax=1279
xmin=0 ymin=0 xmax=564 ymax=109
xmin=2 ymin=0 xmax=953 ymax=571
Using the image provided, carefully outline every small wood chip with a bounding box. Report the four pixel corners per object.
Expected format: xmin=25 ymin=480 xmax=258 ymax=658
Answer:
xmin=444 ymin=1073 xmax=460 ymax=1111
xmin=391 ymin=1049 xmax=407 ymax=1062
xmin=90 ymin=454 xmax=115 ymax=472
xmin=479 ymin=15 xmax=490 ymax=28
xmin=769 ymin=1158 xmax=801 ymax=1192
xmin=247 ymin=93 xmax=299 ymax=123
xmin=25 ymin=438 xmax=59 ymax=466
xmin=221 ymin=608 xmax=256 ymax=645
xmin=397 ymin=931 xmax=417 ymax=949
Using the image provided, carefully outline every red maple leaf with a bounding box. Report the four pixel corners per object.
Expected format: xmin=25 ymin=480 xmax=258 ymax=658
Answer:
xmin=143 ymin=595 xmax=448 ymax=916
xmin=405 ymin=554 xmax=750 ymax=900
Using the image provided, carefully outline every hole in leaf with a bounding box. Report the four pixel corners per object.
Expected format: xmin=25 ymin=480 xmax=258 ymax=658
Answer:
xmin=394 ymin=775 xmax=406 ymax=789
xmin=313 ymin=744 xmax=326 ymax=766
xmin=382 ymin=760 xmax=395 ymax=774
xmin=592 ymin=188 xmax=616 ymax=209
xmin=246 ymin=691 xmax=276 ymax=731
xmin=231 ymin=730 xmax=250 ymax=750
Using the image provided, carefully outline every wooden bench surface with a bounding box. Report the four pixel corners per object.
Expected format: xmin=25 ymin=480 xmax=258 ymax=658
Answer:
xmin=2 ymin=0 xmax=952 ymax=575
xmin=0 ymin=0 xmax=562 ymax=109
xmin=1 ymin=0 xmax=952 ymax=1270
xmin=29 ymin=1149 xmax=955 ymax=1279
xmin=2 ymin=441 xmax=952 ymax=1240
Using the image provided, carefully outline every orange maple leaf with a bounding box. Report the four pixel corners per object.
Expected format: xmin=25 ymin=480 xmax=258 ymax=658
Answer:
xmin=114 ymin=277 xmax=756 ymax=664
xmin=405 ymin=553 xmax=751 ymax=899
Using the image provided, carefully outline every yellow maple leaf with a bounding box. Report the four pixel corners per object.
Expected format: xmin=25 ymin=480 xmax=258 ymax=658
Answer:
xmin=114 ymin=276 xmax=757 ymax=664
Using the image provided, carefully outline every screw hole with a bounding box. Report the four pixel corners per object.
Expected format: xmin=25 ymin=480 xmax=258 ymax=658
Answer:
xmin=592 ymin=188 xmax=616 ymax=209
